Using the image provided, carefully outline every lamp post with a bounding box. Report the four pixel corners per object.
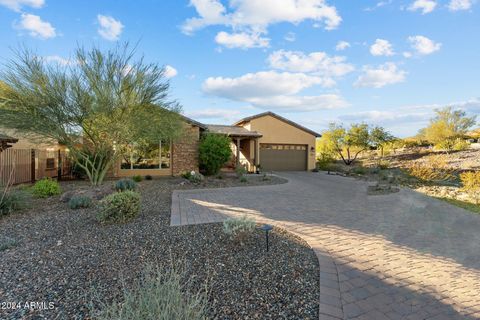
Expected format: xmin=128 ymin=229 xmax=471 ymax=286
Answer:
xmin=260 ymin=224 xmax=273 ymax=252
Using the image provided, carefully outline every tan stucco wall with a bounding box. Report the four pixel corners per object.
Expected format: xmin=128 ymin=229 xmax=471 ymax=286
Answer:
xmin=243 ymin=115 xmax=317 ymax=170
xmin=1 ymin=128 xmax=63 ymax=150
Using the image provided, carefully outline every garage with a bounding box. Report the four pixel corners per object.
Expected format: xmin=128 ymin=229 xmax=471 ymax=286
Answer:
xmin=260 ymin=143 xmax=308 ymax=171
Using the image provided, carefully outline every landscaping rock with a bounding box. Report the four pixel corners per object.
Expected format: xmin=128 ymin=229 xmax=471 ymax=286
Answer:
xmin=0 ymin=175 xmax=315 ymax=320
xmin=60 ymin=186 xmax=113 ymax=203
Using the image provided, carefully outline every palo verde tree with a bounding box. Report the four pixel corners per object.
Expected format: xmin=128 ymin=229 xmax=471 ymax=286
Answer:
xmin=322 ymin=123 xmax=371 ymax=166
xmin=0 ymin=44 xmax=183 ymax=186
xmin=370 ymin=126 xmax=396 ymax=157
xmin=421 ymin=106 xmax=476 ymax=151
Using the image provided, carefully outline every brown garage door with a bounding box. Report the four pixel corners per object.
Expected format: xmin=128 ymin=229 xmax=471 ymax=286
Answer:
xmin=260 ymin=144 xmax=307 ymax=171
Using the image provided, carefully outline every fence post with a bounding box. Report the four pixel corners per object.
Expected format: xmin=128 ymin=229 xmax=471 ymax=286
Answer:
xmin=30 ymin=149 xmax=35 ymax=183
xmin=57 ymin=149 xmax=62 ymax=181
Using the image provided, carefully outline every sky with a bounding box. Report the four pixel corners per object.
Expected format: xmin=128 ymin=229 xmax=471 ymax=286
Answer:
xmin=0 ymin=0 xmax=479 ymax=137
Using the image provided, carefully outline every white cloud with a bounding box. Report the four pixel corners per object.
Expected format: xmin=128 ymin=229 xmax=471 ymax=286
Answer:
xmin=284 ymin=32 xmax=296 ymax=42
xmin=364 ymin=0 xmax=393 ymax=11
xmin=202 ymin=71 xmax=347 ymax=111
xmin=338 ymin=98 xmax=480 ymax=136
xmin=370 ymin=39 xmax=395 ymax=56
xmin=183 ymin=0 xmax=341 ymax=32
xmin=408 ymin=35 xmax=441 ymax=55
xmin=97 ymin=14 xmax=123 ymax=41
xmin=335 ymin=40 xmax=350 ymax=51
xmin=164 ymin=65 xmax=178 ymax=78
xmin=408 ymin=0 xmax=437 ymax=14
xmin=354 ymin=62 xmax=406 ymax=88
xmin=244 ymin=94 xmax=349 ymax=111
xmin=186 ymin=108 xmax=242 ymax=121
xmin=203 ymin=71 xmax=325 ymax=98
xmin=0 ymin=0 xmax=43 ymax=11
xmin=16 ymin=13 xmax=56 ymax=39
xmin=182 ymin=0 xmax=341 ymax=49
xmin=403 ymin=51 xmax=413 ymax=58
xmin=448 ymin=0 xmax=474 ymax=11
xmin=267 ymin=50 xmax=354 ymax=86
xmin=215 ymin=31 xmax=269 ymax=49
xmin=44 ymin=55 xmax=76 ymax=66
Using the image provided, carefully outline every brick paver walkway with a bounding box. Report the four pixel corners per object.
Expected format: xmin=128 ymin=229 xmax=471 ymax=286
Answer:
xmin=171 ymin=172 xmax=480 ymax=319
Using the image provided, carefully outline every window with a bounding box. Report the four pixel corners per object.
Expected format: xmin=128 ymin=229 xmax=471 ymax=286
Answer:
xmin=121 ymin=141 xmax=171 ymax=170
xmin=46 ymin=158 xmax=55 ymax=170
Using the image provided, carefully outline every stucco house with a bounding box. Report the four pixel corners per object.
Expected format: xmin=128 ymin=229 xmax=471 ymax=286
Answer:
xmin=114 ymin=111 xmax=320 ymax=177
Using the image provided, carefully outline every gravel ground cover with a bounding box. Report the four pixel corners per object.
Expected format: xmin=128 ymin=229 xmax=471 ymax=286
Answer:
xmin=0 ymin=174 xmax=319 ymax=319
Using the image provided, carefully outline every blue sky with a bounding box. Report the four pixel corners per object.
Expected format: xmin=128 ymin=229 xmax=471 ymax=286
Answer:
xmin=0 ymin=0 xmax=479 ymax=137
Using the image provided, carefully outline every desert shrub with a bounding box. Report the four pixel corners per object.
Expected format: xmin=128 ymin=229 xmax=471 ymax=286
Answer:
xmin=368 ymin=167 xmax=381 ymax=175
xmin=434 ymin=138 xmax=470 ymax=152
xmin=235 ymin=166 xmax=247 ymax=178
xmin=452 ymin=138 xmax=470 ymax=151
xmin=97 ymin=191 xmax=140 ymax=223
xmin=32 ymin=178 xmax=61 ymax=198
xmin=115 ymin=179 xmax=137 ymax=192
xmin=216 ymin=174 xmax=223 ymax=179
xmin=0 ymin=236 xmax=17 ymax=251
xmin=199 ymin=133 xmax=232 ymax=175
xmin=239 ymin=176 xmax=247 ymax=183
xmin=316 ymin=150 xmax=335 ymax=170
xmin=223 ymin=215 xmax=256 ymax=244
xmin=145 ymin=175 xmax=153 ymax=180
xmin=182 ymin=171 xmax=204 ymax=183
xmin=0 ymin=188 xmax=31 ymax=216
xmin=95 ymin=265 xmax=207 ymax=320
xmin=68 ymin=195 xmax=92 ymax=209
xmin=460 ymin=171 xmax=480 ymax=204
xmin=132 ymin=175 xmax=143 ymax=183
xmin=407 ymin=155 xmax=455 ymax=182
xmin=377 ymin=159 xmax=391 ymax=170
xmin=352 ymin=166 xmax=367 ymax=175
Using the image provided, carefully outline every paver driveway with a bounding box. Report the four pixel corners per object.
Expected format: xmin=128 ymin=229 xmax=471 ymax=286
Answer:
xmin=171 ymin=172 xmax=480 ymax=320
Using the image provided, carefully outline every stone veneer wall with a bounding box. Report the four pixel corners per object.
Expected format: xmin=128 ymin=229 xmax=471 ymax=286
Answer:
xmin=172 ymin=125 xmax=200 ymax=176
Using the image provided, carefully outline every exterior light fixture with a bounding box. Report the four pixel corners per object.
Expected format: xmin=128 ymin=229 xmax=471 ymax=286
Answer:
xmin=260 ymin=224 xmax=273 ymax=252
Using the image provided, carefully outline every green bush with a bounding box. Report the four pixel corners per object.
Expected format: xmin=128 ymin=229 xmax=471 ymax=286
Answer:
xmin=316 ymin=152 xmax=334 ymax=171
xmin=115 ymin=179 xmax=137 ymax=192
xmin=223 ymin=215 xmax=256 ymax=244
xmin=352 ymin=166 xmax=367 ymax=175
xmin=97 ymin=191 xmax=140 ymax=223
xmin=94 ymin=265 xmax=207 ymax=320
xmin=132 ymin=175 xmax=143 ymax=182
xmin=199 ymin=133 xmax=232 ymax=175
xmin=235 ymin=166 xmax=247 ymax=178
xmin=434 ymin=138 xmax=470 ymax=152
xmin=32 ymin=178 xmax=61 ymax=198
xmin=182 ymin=171 xmax=204 ymax=183
xmin=239 ymin=176 xmax=247 ymax=183
xmin=0 ymin=189 xmax=31 ymax=216
xmin=68 ymin=195 xmax=92 ymax=209
xmin=460 ymin=171 xmax=480 ymax=204
xmin=145 ymin=175 xmax=153 ymax=180
xmin=452 ymin=138 xmax=470 ymax=151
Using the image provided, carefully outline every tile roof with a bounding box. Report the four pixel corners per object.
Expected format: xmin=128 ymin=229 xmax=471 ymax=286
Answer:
xmin=206 ymin=125 xmax=262 ymax=137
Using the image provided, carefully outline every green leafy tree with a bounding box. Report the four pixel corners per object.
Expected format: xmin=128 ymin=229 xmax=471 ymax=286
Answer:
xmin=370 ymin=126 xmax=396 ymax=157
xmin=422 ymin=107 xmax=476 ymax=151
xmin=0 ymin=44 xmax=183 ymax=186
xmin=322 ymin=123 xmax=371 ymax=165
xmin=199 ymin=133 xmax=232 ymax=175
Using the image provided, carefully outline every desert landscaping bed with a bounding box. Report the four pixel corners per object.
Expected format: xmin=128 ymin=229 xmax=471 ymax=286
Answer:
xmin=0 ymin=175 xmax=319 ymax=319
